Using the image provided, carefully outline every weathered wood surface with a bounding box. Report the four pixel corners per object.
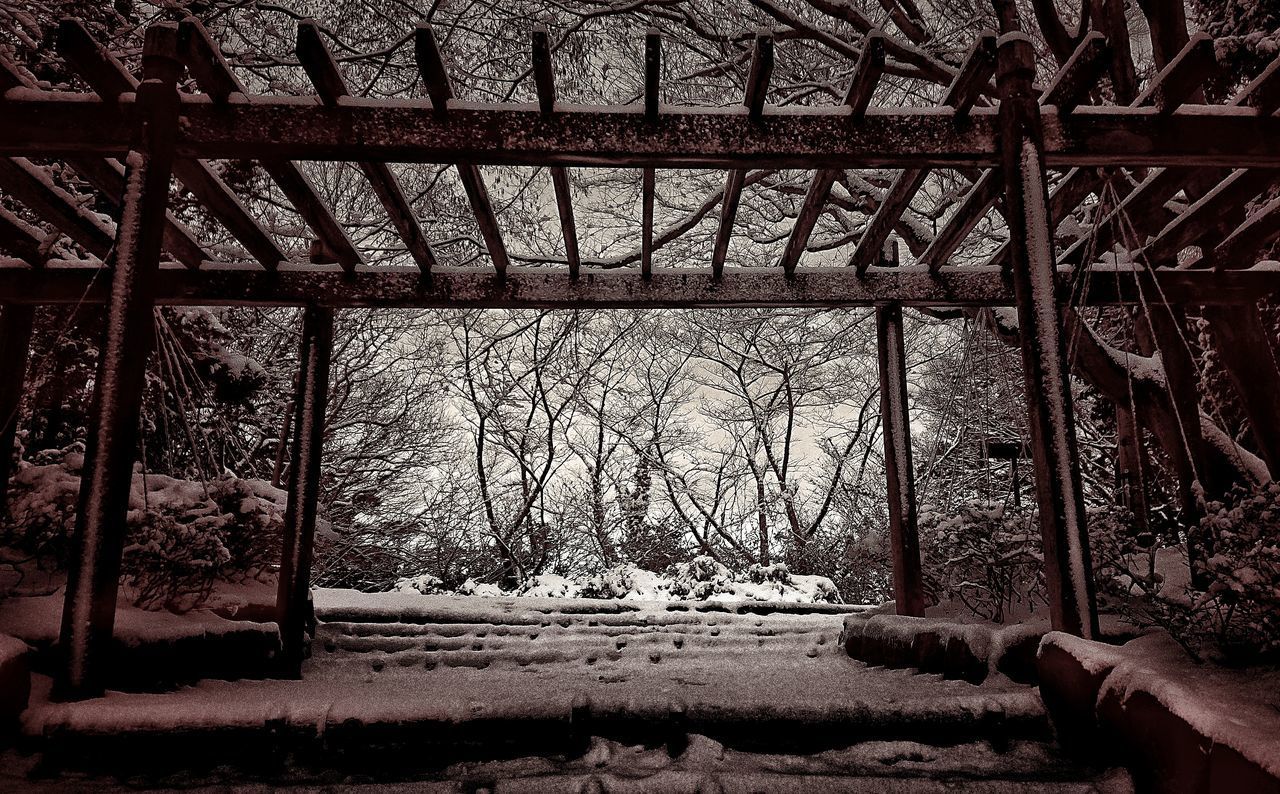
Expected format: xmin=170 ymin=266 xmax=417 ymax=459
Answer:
xmin=0 ymin=260 xmax=1272 ymax=307
xmin=6 ymin=95 xmax=1280 ymax=169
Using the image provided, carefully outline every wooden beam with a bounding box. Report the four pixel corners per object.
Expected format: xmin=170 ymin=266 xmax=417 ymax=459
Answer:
xmin=277 ymin=304 xmax=333 ymax=674
xmin=56 ymin=24 xmax=182 ymax=701
xmin=1132 ymin=32 xmax=1216 ymax=114
xmin=0 ymin=48 xmax=206 ymax=269
xmin=0 ymin=205 xmax=46 ymax=264
xmin=1 ymin=260 xmax=1271 ymax=308
xmin=1040 ymin=31 xmax=1111 ymax=114
xmin=1201 ymin=191 xmax=1280 ymax=269
xmin=995 ymin=27 xmax=1097 ymax=639
xmin=179 ymin=17 xmax=362 ymax=271
xmin=65 ymin=156 xmax=205 ymax=269
xmin=712 ymin=32 xmax=774 ymax=278
xmin=776 ymin=32 xmax=885 ymax=275
xmin=531 ymin=25 xmax=580 ymax=279
xmin=14 ymin=94 xmax=1280 ymax=169
xmin=297 ymin=21 xmax=433 ymax=273
xmin=1141 ymin=168 xmax=1276 ymax=265
xmin=55 ymin=18 xmax=286 ymax=270
xmin=0 ymin=157 xmax=114 ymax=258
xmin=922 ymin=33 xmax=1113 ymax=272
xmin=849 ymin=33 xmax=997 ymax=276
xmin=0 ymin=303 xmax=33 ymax=524
xmin=415 ymin=23 xmax=509 ymax=276
xmin=876 ymin=291 xmax=925 ymax=617
xmin=640 ymin=30 xmax=661 ymax=279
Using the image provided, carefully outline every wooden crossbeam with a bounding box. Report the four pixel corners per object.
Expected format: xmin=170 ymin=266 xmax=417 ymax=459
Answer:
xmin=180 ymin=18 xmax=362 ymax=271
xmin=415 ymin=23 xmax=509 ymax=276
xmin=0 ymin=205 xmax=45 ymax=264
xmin=920 ymin=33 xmax=1111 ymax=273
xmin=1 ymin=260 xmax=1274 ymax=308
xmin=55 ymin=19 xmax=286 ymax=270
xmin=14 ymin=95 xmax=1280 ymax=170
xmin=849 ymin=33 xmax=997 ymax=276
xmin=297 ymin=21 xmax=433 ymax=273
xmin=777 ymin=33 xmax=884 ymax=275
xmin=712 ymin=32 xmax=774 ymax=278
xmin=0 ymin=157 xmax=114 ymax=258
xmin=640 ymin=30 xmax=661 ymax=279
xmin=531 ymin=25 xmax=580 ymax=279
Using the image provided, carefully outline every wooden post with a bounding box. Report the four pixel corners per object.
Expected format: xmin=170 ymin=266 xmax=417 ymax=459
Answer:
xmin=276 ymin=304 xmax=332 ymax=674
xmin=0 ymin=304 xmax=34 ymax=521
xmin=877 ymin=239 xmax=925 ymax=616
xmin=993 ymin=15 xmax=1099 ymax=639
xmin=56 ymin=24 xmax=182 ymax=699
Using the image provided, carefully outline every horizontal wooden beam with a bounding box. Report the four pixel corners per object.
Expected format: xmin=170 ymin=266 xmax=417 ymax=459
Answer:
xmin=1 ymin=260 xmax=1274 ymax=308
xmin=8 ymin=95 xmax=1280 ymax=169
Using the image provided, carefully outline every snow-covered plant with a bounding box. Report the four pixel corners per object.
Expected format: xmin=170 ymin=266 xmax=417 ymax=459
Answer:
xmin=919 ymin=500 xmax=1046 ymax=622
xmin=2 ymin=444 xmax=285 ymax=611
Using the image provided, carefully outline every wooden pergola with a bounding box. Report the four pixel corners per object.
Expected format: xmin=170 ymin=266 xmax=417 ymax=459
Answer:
xmin=2 ymin=5 xmax=1280 ymax=700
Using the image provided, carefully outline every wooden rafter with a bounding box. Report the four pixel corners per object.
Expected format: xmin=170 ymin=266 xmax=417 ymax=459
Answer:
xmin=415 ymin=23 xmax=508 ymax=276
xmin=917 ymin=32 xmax=1110 ymax=272
xmin=0 ymin=205 xmax=45 ymax=265
xmin=0 ymin=51 xmax=206 ymax=269
xmin=640 ymin=30 xmax=661 ymax=279
xmin=712 ymin=32 xmax=773 ymax=279
xmin=180 ymin=18 xmax=362 ymax=271
xmin=849 ymin=32 xmax=997 ymax=276
xmin=531 ymin=25 xmax=580 ymax=279
xmin=55 ymin=19 xmax=285 ymax=270
xmin=0 ymin=157 xmax=114 ymax=258
xmin=297 ymin=21 xmax=433 ymax=273
xmin=777 ymin=32 xmax=885 ymax=275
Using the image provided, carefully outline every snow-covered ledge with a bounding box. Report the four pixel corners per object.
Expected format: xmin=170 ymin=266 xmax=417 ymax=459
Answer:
xmin=1037 ymin=631 xmax=1280 ymax=793
xmin=0 ymin=634 xmax=31 ymax=734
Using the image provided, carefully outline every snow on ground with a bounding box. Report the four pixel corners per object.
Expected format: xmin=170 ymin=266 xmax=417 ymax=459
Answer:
xmin=0 ymin=591 xmax=275 ymax=649
xmin=394 ymin=556 xmax=843 ymax=605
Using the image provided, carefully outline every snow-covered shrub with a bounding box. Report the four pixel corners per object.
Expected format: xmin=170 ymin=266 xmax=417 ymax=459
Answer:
xmin=403 ymin=555 xmax=843 ymax=604
xmin=394 ymin=573 xmax=447 ymax=594
xmin=920 ymin=500 xmax=1046 ymax=622
xmin=2 ymin=444 xmax=285 ymax=611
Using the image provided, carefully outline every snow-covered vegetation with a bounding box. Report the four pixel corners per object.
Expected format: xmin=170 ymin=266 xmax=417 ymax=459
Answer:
xmin=394 ymin=556 xmax=842 ymax=604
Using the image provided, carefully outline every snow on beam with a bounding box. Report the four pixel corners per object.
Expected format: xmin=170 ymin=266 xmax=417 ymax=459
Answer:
xmin=848 ymin=33 xmax=998 ymax=276
xmin=415 ymin=23 xmax=509 ymax=277
xmin=0 ymin=261 xmax=1274 ymax=307
xmin=179 ymin=17 xmax=363 ymax=271
xmin=10 ymin=96 xmax=1280 ymax=169
xmin=712 ymin=32 xmax=773 ymax=279
xmin=0 ymin=157 xmax=115 ymax=258
xmin=1039 ymin=32 xmax=1110 ymax=114
xmin=1131 ymin=33 xmax=1217 ymax=114
xmin=776 ymin=32 xmax=885 ymax=275
xmin=531 ymin=26 xmax=580 ymax=279
xmin=297 ymin=21 xmax=435 ymax=274
xmin=55 ymin=19 xmax=287 ymax=271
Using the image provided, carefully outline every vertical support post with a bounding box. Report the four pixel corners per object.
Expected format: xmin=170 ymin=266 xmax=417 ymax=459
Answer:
xmin=276 ymin=304 xmax=333 ymax=674
xmin=994 ymin=13 xmax=1099 ymax=638
xmin=0 ymin=304 xmax=35 ymax=521
xmin=877 ymin=240 xmax=925 ymax=617
xmin=56 ymin=23 xmax=182 ymax=699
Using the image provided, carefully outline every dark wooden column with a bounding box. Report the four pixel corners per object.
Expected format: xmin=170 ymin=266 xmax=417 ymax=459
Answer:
xmin=993 ymin=14 xmax=1099 ymax=638
xmin=877 ymin=294 xmax=926 ymax=617
xmin=1115 ymin=404 xmax=1150 ymax=538
xmin=56 ymin=24 xmax=182 ymax=699
xmin=0 ymin=304 xmax=34 ymax=520
xmin=276 ymin=305 xmax=333 ymax=674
